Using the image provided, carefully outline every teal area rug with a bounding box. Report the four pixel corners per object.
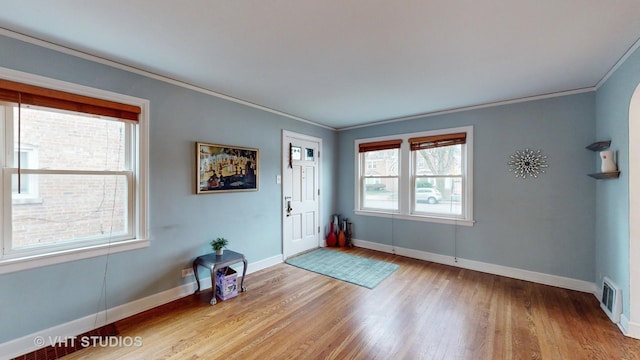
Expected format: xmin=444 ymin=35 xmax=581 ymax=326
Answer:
xmin=285 ymin=249 xmax=399 ymax=289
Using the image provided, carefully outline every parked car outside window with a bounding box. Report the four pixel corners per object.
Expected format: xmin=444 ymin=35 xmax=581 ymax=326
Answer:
xmin=365 ymin=183 xmax=386 ymax=191
xmin=416 ymin=188 xmax=442 ymax=204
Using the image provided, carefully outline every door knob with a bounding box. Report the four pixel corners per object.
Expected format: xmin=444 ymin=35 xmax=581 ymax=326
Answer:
xmin=286 ymin=200 xmax=293 ymax=216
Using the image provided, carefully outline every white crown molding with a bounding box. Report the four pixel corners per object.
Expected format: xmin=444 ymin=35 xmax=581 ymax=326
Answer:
xmin=0 ymin=27 xmax=605 ymax=133
xmin=596 ymin=36 xmax=640 ymax=90
xmin=339 ymin=87 xmax=595 ymax=131
xmin=0 ymin=27 xmax=334 ymax=131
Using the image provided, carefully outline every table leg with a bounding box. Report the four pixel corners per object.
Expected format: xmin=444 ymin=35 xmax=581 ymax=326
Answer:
xmin=240 ymin=257 xmax=248 ymax=292
xmin=193 ymin=262 xmax=201 ymax=294
xmin=210 ymin=265 xmax=218 ymax=305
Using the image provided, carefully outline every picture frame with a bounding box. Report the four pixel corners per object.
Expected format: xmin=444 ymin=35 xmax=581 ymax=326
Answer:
xmin=196 ymin=142 xmax=259 ymax=194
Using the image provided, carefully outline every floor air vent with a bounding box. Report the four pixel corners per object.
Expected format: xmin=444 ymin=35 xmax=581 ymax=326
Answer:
xmin=600 ymin=276 xmax=622 ymax=324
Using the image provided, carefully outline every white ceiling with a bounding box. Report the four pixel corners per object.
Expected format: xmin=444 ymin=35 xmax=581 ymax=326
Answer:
xmin=1 ymin=1 xmax=639 ymax=129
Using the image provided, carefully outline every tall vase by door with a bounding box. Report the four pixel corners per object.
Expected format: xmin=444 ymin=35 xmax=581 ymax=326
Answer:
xmin=326 ymin=222 xmax=337 ymax=247
xmin=338 ymin=219 xmax=347 ymax=247
xmin=600 ymin=150 xmax=617 ymax=173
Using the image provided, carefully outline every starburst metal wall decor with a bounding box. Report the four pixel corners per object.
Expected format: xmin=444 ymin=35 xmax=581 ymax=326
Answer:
xmin=508 ymin=148 xmax=548 ymax=178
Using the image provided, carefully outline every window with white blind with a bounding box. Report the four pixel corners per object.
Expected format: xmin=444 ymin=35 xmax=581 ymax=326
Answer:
xmin=0 ymin=69 xmax=149 ymax=273
xmin=355 ymin=126 xmax=474 ymax=226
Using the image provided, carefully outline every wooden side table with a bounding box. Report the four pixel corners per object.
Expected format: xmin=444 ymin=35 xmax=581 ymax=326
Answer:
xmin=193 ymin=250 xmax=247 ymax=305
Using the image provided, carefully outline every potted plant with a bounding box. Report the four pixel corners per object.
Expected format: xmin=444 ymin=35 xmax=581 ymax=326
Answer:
xmin=210 ymin=237 xmax=229 ymax=255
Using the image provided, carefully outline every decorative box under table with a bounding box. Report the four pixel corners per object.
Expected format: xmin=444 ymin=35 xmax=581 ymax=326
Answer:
xmin=193 ymin=250 xmax=247 ymax=305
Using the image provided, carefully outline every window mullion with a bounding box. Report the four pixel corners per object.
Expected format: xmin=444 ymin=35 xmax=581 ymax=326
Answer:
xmin=362 ymin=175 xmax=398 ymax=179
xmin=400 ymin=141 xmax=411 ymax=215
xmin=3 ymin=104 xmax=12 ymax=167
xmin=0 ymin=103 xmax=14 ymax=258
xmin=1 ymin=105 xmax=10 ymax=257
xmin=462 ymin=142 xmax=471 ymax=221
xmin=416 ymin=174 xmax=463 ymax=179
xmin=124 ymin=122 xmax=132 ymax=171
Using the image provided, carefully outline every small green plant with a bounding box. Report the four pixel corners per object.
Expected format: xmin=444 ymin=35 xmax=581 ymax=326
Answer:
xmin=210 ymin=237 xmax=229 ymax=251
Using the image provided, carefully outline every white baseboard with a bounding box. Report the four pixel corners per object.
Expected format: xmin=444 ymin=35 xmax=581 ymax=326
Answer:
xmin=355 ymin=240 xmax=640 ymax=337
xmin=352 ymin=239 xmax=596 ymax=294
xmin=621 ymin=315 xmax=640 ymax=339
xmin=591 ymin=286 xmax=638 ymax=339
xmin=0 ymin=254 xmax=283 ymax=360
xmin=245 ymin=254 xmax=283 ymax=274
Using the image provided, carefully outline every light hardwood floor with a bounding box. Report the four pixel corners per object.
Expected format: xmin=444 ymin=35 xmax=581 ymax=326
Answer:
xmin=63 ymin=248 xmax=640 ymax=359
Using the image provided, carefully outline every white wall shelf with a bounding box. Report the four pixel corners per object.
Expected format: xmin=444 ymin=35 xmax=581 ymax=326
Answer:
xmin=587 ymin=140 xmax=620 ymax=179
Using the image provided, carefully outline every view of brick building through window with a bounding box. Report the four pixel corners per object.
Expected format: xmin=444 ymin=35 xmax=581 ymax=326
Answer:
xmin=362 ymin=149 xmax=399 ymax=210
xmin=10 ymin=106 xmax=128 ymax=249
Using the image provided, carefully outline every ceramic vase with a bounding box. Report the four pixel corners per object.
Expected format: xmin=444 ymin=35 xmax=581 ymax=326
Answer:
xmin=326 ymin=222 xmax=337 ymax=247
xmin=338 ymin=223 xmax=346 ymax=247
xmin=216 ymin=248 xmax=224 ymax=256
xmin=600 ymin=150 xmax=617 ymax=173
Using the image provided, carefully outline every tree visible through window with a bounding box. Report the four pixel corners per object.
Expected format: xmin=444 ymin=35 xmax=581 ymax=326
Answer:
xmin=414 ymin=145 xmax=463 ymax=216
xmin=355 ymin=127 xmax=473 ymax=225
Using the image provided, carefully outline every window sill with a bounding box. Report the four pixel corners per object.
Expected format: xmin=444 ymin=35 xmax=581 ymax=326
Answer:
xmin=354 ymin=210 xmax=475 ymax=226
xmin=12 ymin=197 xmax=44 ymax=205
xmin=0 ymin=238 xmax=150 ymax=274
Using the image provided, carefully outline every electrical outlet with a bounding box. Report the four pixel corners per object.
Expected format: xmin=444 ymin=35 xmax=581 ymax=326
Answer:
xmin=181 ymin=268 xmax=194 ymax=278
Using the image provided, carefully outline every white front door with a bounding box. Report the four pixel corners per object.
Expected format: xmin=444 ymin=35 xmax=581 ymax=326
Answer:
xmin=282 ymin=131 xmax=321 ymax=259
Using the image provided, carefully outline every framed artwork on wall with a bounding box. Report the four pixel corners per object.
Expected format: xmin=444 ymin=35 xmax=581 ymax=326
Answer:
xmin=196 ymin=142 xmax=259 ymax=193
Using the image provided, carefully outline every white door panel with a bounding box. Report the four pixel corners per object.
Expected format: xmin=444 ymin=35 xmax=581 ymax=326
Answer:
xmin=283 ymin=131 xmax=321 ymax=258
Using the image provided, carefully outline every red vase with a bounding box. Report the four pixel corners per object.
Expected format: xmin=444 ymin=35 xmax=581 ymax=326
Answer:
xmin=338 ymin=229 xmax=346 ymax=247
xmin=326 ymin=222 xmax=337 ymax=247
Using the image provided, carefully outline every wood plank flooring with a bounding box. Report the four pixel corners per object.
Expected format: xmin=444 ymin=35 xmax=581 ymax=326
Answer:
xmin=62 ymin=248 xmax=640 ymax=359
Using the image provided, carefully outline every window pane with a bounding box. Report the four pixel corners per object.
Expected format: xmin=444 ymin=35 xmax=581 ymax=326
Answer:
xmin=12 ymin=173 xmax=28 ymax=193
xmin=305 ymin=148 xmax=314 ymax=160
xmin=414 ymin=143 xmax=464 ymax=216
xmin=363 ymin=149 xmax=398 ymax=176
xmin=11 ymin=173 xmax=129 ymax=249
xmin=362 ymin=177 xmax=398 ymax=210
xmin=291 ymin=146 xmax=301 ymax=160
xmin=14 ymin=106 xmax=126 ymax=171
xmin=414 ymin=177 xmax=462 ymax=216
xmin=12 ymin=151 xmax=36 ymax=195
xmin=414 ymin=145 xmax=462 ymax=176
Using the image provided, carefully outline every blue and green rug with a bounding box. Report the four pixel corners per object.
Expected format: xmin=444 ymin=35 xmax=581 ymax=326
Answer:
xmin=285 ymin=248 xmax=399 ymax=289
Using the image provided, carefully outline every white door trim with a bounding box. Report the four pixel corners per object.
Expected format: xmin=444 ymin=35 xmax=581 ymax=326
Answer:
xmin=282 ymin=130 xmax=323 ymax=259
xmin=627 ymin=83 xmax=640 ymax=338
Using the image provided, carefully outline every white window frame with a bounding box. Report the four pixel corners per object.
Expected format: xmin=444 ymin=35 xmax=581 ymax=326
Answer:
xmin=360 ymin=147 xmax=400 ymax=212
xmin=11 ymin=143 xmax=41 ymax=204
xmin=354 ymin=126 xmax=474 ymax=226
xmin=0 ymin=67 xmax=149 ymax=274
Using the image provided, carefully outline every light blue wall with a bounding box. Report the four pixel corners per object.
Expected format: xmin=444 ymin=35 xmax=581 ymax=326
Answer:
xmin=338 ymin=94 xmax=596 ymax=281
xmin=595 ymin=45 xmax=640 ymax=321
xmin=3 ymin=27 xmax=635 ymax=346
xmin=0 ymin=35 xmax=337 ymax=343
